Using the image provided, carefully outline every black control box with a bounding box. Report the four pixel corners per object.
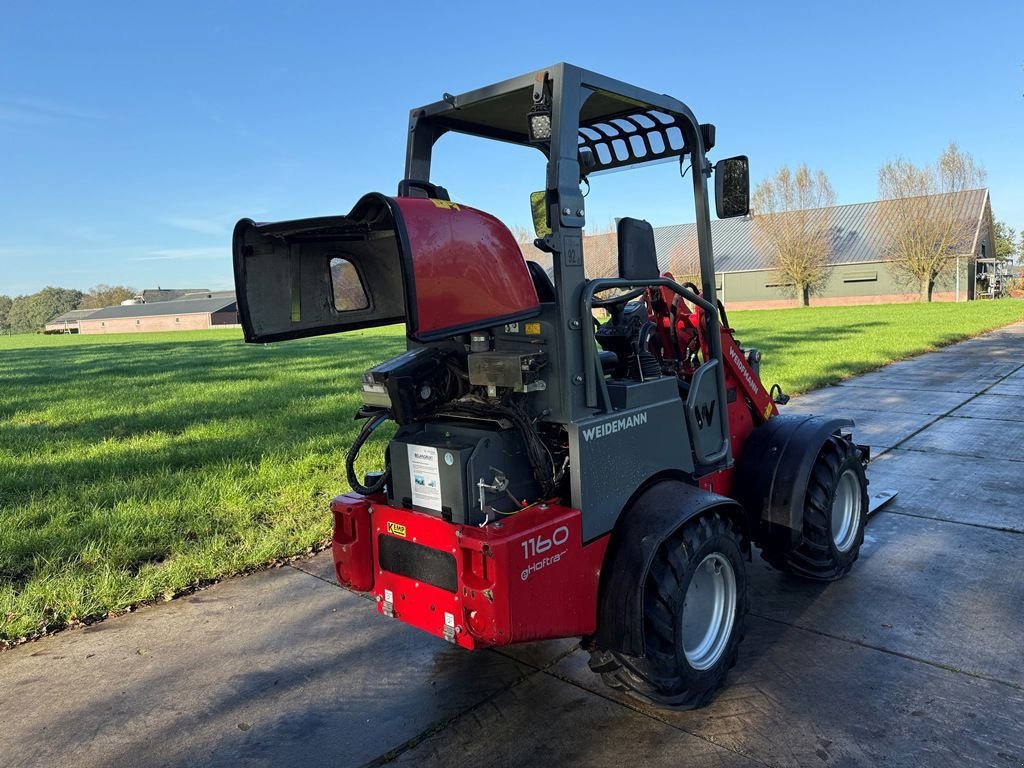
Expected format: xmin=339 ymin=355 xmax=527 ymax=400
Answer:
xmin=388 ymin=421 xmax=538 ymax=524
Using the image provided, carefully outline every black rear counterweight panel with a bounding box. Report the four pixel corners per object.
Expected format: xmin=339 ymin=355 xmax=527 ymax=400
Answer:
xmin=378 ymin=535 xmax=458 ymax=593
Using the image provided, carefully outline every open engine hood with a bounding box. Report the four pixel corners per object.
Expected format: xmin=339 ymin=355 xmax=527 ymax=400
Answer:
xmin=233 ymin=193 xmax=540 ymax=344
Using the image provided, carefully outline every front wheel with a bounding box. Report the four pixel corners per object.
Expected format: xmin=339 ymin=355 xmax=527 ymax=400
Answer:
xmin=762 ymin=435 xmax=868 ymax=580
xmin=589 ymin=512 xmax=748 ymax=709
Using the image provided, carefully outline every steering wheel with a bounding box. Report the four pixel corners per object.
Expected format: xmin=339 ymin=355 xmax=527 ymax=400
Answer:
xmin=592 ymin=287 xmax=646 ymax=308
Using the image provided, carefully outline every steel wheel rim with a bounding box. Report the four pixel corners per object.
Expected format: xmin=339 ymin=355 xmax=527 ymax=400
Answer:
xmin=832 ymin=468 xmax=862 ymax=553
xmin=681 ymin=552 xmax=737 ymax=671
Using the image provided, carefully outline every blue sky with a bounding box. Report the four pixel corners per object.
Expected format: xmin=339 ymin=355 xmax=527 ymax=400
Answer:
xmin=2 ymin=1 xmax=1022 ymax=296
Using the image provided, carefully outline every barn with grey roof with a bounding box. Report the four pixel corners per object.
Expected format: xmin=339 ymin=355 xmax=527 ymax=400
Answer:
xmin=550 ymin=188 xmax=997 ymax=309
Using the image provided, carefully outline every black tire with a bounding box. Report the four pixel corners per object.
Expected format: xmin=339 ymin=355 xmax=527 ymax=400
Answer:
xmin=588 ymin=512 xmax=748 ymax=709
xmin=761 ymin=435 xmax=868 ymax=580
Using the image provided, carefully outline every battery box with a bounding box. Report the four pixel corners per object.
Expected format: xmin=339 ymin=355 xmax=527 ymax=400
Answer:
xmin=388 ymin=422 xmax=538 ymax=524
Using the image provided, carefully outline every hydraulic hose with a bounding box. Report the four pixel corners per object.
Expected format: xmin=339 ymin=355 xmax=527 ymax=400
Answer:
xmin=346 ymin=412 xmax=391 ymax=496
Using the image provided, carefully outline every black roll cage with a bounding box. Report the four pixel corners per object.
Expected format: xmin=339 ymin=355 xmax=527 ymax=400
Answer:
xmin=403 ymin=62 xmax=732 ymax=468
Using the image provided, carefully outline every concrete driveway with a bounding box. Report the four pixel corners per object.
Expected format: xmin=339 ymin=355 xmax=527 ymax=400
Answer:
xmin=2 ymin=324 xmax=1023 ymax=768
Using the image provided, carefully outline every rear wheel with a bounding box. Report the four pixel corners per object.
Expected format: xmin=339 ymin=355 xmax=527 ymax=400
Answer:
xmin=589 ymin=512 xmax=747 ymax=709
xmin=762 ymin=435 xmax=868 ymax=580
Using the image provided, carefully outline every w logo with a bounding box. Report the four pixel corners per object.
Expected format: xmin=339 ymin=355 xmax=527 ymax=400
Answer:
xmin=695 ymin=400 xmax=716 ymax=429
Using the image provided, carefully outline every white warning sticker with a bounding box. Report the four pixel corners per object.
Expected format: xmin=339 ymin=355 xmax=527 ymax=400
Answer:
xmin=408 ymin=444 xmax=442 ymax=511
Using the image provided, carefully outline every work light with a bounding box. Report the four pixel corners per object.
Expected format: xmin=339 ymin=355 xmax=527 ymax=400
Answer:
xmin=527 ymin=105 xmax=552 ymax=143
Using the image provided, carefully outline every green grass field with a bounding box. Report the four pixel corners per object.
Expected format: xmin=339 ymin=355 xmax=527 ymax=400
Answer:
xmin=2 ymin=300 xmax=1023 ymax=644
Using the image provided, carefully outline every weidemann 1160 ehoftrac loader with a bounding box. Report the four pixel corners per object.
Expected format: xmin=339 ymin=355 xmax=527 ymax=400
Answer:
xmin=232 ymin=63 xmax=870 ymax=708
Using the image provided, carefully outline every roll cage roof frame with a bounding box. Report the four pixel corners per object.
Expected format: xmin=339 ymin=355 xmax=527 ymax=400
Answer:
xmin=403 ymin=63 xmax=729 ymax=462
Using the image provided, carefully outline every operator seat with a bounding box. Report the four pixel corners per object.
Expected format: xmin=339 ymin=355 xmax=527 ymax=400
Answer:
xmin=596 ymin=217 xmax=661 ymax=376
xmin=617 ymin=217 xmax=659 ymax=280
xmin=609 ymin=217 xmax=688 ymax=397
xmin=614 ymin=217 xmax=695 ymax=401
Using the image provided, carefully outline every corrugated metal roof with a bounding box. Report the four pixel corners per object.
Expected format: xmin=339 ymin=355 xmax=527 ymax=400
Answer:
xmin=179 ymin=289 xmax=235 ymax=300
xmin=84 ymin=297 xmax=236 ymax=320
xmin=140 ymin=288 xmax=211 ymax=302
xmin=46 ymin=308 xmax=98 ymax=324
xmin=577 ymin=188 xmax=989 ymax=276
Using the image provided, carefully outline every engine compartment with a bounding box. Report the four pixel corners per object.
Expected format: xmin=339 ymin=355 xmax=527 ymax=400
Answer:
xmin=349 ymin=327 xmax=570 ymax=527
xmin=345 ymin=279 xmax=773 ymax=532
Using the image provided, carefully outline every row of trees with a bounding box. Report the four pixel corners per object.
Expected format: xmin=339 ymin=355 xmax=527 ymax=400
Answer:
xmin=752 ymin=143 xmax=998 ymax=304
xmin=0 ymin=284 xmax=136 ymax=334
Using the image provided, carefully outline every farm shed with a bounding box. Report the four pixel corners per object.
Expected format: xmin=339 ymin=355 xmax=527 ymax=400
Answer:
xmin=537 ymin=189 xmax=993 ymax=309
xmin=78 ymin=295 xmax=238 ymax=335
xmin=43 ymin=308 xmax=98 ymax=334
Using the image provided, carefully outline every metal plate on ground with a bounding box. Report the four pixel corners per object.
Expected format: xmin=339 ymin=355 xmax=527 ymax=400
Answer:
xmin=868 ymin=449 xmax=1024 ymax=532
xmin=867 ymin=488 xmax=897 ymax=516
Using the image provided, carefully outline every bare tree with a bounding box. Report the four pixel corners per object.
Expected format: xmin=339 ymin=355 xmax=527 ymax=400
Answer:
xmin=877 ymin=143 xmax=986 ymax=301
xmin=508 ymin=224 xmax=535 ymax=245
xmin=582 ymin=220 xmax=619 ymax=280
xmin=751 ymin=165 xmax=835 ymax=306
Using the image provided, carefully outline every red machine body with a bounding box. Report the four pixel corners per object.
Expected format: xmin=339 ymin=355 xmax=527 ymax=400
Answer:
xmin=392 ymin=197 xmax=540 ymax=340
xmin=331 ymin=494 xmax=608 ymax=649
xmin=331 ymin=268 xmax=779 ymax=647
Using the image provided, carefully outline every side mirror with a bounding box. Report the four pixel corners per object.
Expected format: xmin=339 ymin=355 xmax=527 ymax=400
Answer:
xmin=530 ymin=191 xmax=551 ymax=238
xmin=714 ymin=156 xmax=750 ymax=219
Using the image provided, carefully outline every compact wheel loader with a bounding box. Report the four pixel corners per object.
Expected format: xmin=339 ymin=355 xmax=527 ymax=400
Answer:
xmin=232 ymin=63 xmax=870 ymax=709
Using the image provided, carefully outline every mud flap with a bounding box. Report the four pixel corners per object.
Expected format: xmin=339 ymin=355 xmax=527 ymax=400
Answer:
xmin=591 ymin=480 xmax=745 ymax=658
xmin=733 ymin=414 xmax=857 ymax=547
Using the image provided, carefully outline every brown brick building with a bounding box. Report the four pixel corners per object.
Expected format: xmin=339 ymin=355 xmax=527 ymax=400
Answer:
xmin=43 ymin=308 xmax=99 ymax=333
xmin=78 ymin=295 xmax=238 ymax=335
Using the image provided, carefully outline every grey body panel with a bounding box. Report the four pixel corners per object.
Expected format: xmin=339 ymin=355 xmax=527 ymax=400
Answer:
xmin=685 ymin=359 xmax=728 ymax=464
xmin=568 ymin=377 xmax=694 ymax=540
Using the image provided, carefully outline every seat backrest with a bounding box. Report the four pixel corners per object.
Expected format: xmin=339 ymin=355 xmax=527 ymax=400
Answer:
xmin=617 ymin=217 xmax=659 ymax=281
xmin=526 ymin=260 xmax=556 ymax=303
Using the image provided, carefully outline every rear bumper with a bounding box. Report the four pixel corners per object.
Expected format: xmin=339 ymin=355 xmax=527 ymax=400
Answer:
xmin=330 ymin=494 xmax=608 ymax=650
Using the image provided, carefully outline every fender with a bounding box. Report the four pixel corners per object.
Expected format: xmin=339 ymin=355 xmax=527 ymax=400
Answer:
xmin=591 ymin=480 xmax=746 ymax=657
xmin=732 ymin=414 xmax=854 ymax=547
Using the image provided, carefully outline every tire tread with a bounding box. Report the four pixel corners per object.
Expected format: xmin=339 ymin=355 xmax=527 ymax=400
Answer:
xmin=588 ymin=511 xmax=747 ymax=709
